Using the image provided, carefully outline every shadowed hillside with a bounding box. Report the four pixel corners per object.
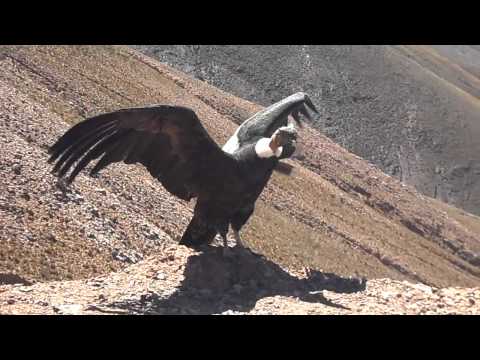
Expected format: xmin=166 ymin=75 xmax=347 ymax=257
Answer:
xmin=0 ymin=45 xmax=480 ymax=297
xmin=131 ymin=45 xmax=480 ymax=216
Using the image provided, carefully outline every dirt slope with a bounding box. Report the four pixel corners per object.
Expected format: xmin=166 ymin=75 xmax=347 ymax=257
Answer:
xmin=1 ymin=45 xmax=480 ymax=315
xmin=131 ymin=45 xmax=480 ymax=216
xmin=1 ymin=244 xmax=479 ymax=315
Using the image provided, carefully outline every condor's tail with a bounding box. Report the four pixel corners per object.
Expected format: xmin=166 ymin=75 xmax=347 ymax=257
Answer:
xmin=179 ymin=215 xmax=217 ymax=248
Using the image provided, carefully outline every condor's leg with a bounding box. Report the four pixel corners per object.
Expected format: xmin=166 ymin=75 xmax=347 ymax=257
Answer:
xmin=180 ymin=215 xmax=214 ymax=248
xmin=215 ymin=222 xmax=233 ymax=257
xmin=231 ymin=204 xmax=254 ymax=249
xmin=179 ymin=198 xmax=218 ymax=250
xmin=232 ymin=229 xmax=244 ymax=249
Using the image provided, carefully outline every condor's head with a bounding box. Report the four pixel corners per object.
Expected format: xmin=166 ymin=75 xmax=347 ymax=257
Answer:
xmin=271 ymin=125 xmax=298 ymax=155
xmin=255 ymin=125 xmax=298 ymax=159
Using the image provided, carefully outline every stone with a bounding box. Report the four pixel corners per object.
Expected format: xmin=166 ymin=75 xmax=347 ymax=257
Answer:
xmin=155 ymin=272 xmax=166 ymax=281
xmin=53 ymin=304 xmax=83 ymax=315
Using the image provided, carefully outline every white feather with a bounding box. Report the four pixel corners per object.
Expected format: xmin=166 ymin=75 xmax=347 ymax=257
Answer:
xmin=254 ymin=138 xmax=283 ymax=158
xmin=222 ymin=127 xmax=241 ymax=154
xmin=223 ymin=118 xmax=295 ymax=155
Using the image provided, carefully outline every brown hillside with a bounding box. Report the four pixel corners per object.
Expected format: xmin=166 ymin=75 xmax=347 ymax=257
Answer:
xmin=0 ymin=45 xmax=480 ymax=294
xmin=132 ymin=45 xmax=480 ymax=217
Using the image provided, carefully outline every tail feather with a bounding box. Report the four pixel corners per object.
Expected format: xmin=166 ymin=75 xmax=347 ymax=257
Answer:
xmin=179 ymin=216 xmax=217 ymax=248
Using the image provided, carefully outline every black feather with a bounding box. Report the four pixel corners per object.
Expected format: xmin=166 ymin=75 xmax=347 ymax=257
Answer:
xmin=88 ymin=130 xmax=133 ymax=177
xmin=299 ymin=105 xmax=312 ymax=121
xmin=142 ymin=136 xmax=175 ymax=177
xmin=49 ymin=121 xmax=117 ymax=165
xmin=304 ymin=95 xmax=318 ymax=113
xmin=53 ymin=126 xmax=117 ymax=176
xmin=124 ymin=132 xmax=154 ymax=164
xmin=65 ymin=130 xmax=127 ymax=183
xmin=49 ymin=115 xmax=116 ymax=159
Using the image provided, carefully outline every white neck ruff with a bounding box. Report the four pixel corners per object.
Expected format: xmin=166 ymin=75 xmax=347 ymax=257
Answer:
xmin=255 ymin=138 xmax=283 ymax=158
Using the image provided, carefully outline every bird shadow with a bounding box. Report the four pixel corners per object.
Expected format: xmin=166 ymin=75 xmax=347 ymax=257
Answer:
xmin=107 ymin=246 xmax=367 ymax=315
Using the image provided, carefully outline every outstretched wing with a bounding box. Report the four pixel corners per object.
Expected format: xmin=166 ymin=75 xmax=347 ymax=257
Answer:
xmin=222 ymin=92 xmax=318 ymax=155
xmin=49 ymin=105 xmax=236 ymax=201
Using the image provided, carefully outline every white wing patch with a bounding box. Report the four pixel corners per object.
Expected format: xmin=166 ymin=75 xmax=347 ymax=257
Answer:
xmin=222 ymin=127 xmax=241 ymax=154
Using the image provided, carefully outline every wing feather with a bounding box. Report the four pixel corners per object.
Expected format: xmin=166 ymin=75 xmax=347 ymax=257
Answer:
xmin=49 ymin=115 xmax=117 ymax=162
xmin=230 ymin=92 xmax=318 ymax=150
xmin=53 ymin=126 xmax=118 ymax=176
xmin=49 ymin=105 xmax=236 ymax=200
xmin=298 ymin=104 xmax=312 ymax=121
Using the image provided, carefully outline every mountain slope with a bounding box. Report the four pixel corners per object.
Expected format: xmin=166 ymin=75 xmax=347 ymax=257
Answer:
xmin=0 ymin=45 xmax=479 ymax=296
xmin=131 ymin=45 xmax=480 ymax=216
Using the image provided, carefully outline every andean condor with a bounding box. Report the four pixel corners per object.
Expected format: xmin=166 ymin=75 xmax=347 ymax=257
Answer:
xmin=48 ymin=92 xmax=318 ymax=256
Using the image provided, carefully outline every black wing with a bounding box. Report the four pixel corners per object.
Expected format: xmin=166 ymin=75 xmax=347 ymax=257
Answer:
xmin=224 ymin=92 xmax=318 ymax=153
xmin=49 ymin=105 xmax=236 ymax=201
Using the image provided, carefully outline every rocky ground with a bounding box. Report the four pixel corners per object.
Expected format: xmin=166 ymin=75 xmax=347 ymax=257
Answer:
xmin=1 ymin=45 xmax=480 ymax=314
xmin=1 ymin=245 xmax=479 ymax=315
